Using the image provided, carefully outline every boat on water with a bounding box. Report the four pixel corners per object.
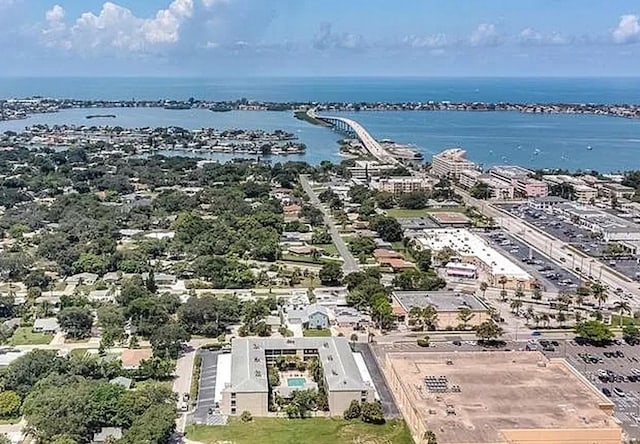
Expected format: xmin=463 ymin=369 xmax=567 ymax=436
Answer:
xmin=86 ymin=114 xmax=116 ymax=119
xmin=533 ymin=148 xmax=541 ymax=155
xmin=587 ymin=145 xmax=593 ymax=151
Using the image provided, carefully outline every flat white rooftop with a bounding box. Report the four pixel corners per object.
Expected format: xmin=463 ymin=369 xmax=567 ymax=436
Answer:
xmin=416 ymin=228 xmax=531 ymax=280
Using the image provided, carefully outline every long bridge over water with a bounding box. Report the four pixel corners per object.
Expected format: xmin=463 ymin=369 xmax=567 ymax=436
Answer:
xmin=308 ymin=109 xmax=400 ymax=165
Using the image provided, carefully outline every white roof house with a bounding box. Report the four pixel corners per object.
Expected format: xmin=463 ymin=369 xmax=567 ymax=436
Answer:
xmin=33 ymin=317 xmax=60 ymax=333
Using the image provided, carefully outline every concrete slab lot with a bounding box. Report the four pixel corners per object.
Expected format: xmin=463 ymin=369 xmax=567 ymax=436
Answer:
xmin=546 ymin=341 xmax=640 ymax=439
xmin=383 ymin=350 xmax=620 ymax=444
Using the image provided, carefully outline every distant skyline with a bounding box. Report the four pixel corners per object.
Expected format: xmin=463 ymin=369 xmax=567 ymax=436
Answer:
xmin=2 ymin=0 xmax=640 ymax=77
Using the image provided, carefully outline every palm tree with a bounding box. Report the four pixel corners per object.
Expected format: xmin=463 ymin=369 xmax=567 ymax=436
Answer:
xmin=591 ymin=283 xmax=608 ymax=308
xmin=525 ymin=306 xmax=535 ymax=325
xmin=556 ymin=310 xmax=567 ymax=328
xmin=510 ymin=299 xmax=523 ymax=316
xmin=479 ymin=281 xmax=488 ymax=298
xmin=500 ymin=289 xmax=508 ymax=302
xmin=408 ymin=306 xmax=424 ymax=330
xmin=613 ymin=300 xmax=631 ymax=327
xmin=498 ymin=276 xmax=508 ymax=290
xmin=540 ymin=312 xmax=550 ymax=328
xmin=422 ymin=305 xmax=438 ymax=331
xmin=457 ymin=307 xmax=475 ymax=329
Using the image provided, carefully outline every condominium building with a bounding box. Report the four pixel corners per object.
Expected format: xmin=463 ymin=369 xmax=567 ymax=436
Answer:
xmin=431 ymin=149 xmax=477 ymax=178
xmin=489 ymin=165 xmax=548 ymax=198
xmin=348 ymin=160 xmax=396 ymax=179
xmin=459 ymin=169 xmax=482 ymax=189
xmin=377 ymin=177 xmax=430 ymax=195
xmin=479 ymin=177 xmax=514 ymax=200
xmin=601 ymin=183 xmax=636 ymax=200
xmin=573 ymin=184 xmax=598 ymax=204
xmin=220 ymin=337 xmax=376 ymax=417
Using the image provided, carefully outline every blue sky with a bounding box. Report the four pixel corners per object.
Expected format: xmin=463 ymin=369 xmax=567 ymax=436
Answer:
xmin=1 ymin=0 xmax=640 ymax=76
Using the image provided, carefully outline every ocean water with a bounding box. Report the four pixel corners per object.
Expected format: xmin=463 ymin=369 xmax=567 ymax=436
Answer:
xmin=1 ymin=77 xmax=640 ymax=171
xmin=0 ymin=107 xmax=344 ymax=164
xmin=3 ymin=77 xmax=640 ymax=103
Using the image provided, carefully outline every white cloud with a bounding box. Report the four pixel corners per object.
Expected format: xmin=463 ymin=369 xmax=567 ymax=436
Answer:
xmin=519 ymin=28 xmax=571 ymax=46
xmin=612 ymin=14 xmax=640 ymax=44
xmin=313 ymin=23 xmax=366 ymax=51
xmin=45 ymin=4 xmax=65 ymax=23
xmin=42 ymin=0 xmax=194 ymax=52
xmin=470 ymin=23 xmax=500 ymax=47
xmin=201 ymin=0 xmax=229 ymax=7
xmin=402 ymin=33 xmax=449 ymax=49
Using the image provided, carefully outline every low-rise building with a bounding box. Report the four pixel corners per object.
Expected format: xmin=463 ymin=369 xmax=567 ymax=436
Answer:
xmin=554 ymin=202 xmax=640 ymax=243
xmin=376 ymin=177 xmax=429 ymax=195
xmin=574 ymin=184 xmax=598 ymax=203
xmin=66 ymin=272 xmax=99 ymax=285
xmin=348 ymin=160 xmax=396 ymax=179
xmin=414 ymin=228 xmax=534 ymax=289
xmin=488 ymin=165 xmax=548 ymax=198
xmin=601 ymin=182 xmax=636 ymax=200
xmin=391 ymin=291 xmax=490 ymax=329
xmin=444 ymin=261 xmax=478 ymax=279
xmin=384 ymin=351 xmax=621 ymax=444
xmin=478 ymin=177 xmax=514 ymax=200
xmin=528 ymin=196 xmax=567 ymax=211
xmin=220 ymin=337 xmax=376 ymax=416
xmin=33 ymin=317 xmax=60 ymax=334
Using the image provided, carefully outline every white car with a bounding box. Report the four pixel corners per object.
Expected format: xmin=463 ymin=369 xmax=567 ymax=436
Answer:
xmin=613 ymin=387 xmax=625 ymax=397
xmin=179 ymin=401 xmax=189 ymax=412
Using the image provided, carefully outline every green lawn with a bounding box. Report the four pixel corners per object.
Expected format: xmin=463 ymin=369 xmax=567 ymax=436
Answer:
xmin=303 ymin=328 xmax=332 ymax=337
xmin=611 ymin=314 xmax=638 ymax=327
xmin=186 ymin=418 xmax=414 ymax=444
xmin=68 ymin=348 xmax=92 ymax=359
xmin=317 ymin=243 xmax=339 ymax=257
xmin=385 ymin=208 xmax=430 ymax=218
xmin=9 ymin=327 xmax=53 ymax=345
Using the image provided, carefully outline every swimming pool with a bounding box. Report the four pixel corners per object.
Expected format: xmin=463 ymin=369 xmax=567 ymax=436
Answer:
xmin=287 ymin=377 xmax=306 ymax=387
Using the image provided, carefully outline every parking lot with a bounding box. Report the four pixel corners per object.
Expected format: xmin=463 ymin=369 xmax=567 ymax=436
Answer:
xmin=499 ymin=203 xmax=640 ymax=282
xmin=546 ymin=340 xmax=640 ymax=438
xmin=192 ymin=349 xmax=226 ymax=425
xmin=480 ymin=229 xmax=581 ymax=292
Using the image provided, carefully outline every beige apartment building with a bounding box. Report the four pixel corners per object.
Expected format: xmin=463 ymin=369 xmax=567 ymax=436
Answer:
xmin=220 ymin=337 xmax=375 ymax=417
xmin=431 ymin=148 xmax=477 ymax=178
xmin=377 ymin=177 xmax=429 ymax=194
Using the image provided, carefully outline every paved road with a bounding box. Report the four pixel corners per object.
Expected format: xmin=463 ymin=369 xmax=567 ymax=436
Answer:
xmin=354 ymin=343 xmax=401 ymax=418
xmin=299 ymin=175 xmax=359 ymax=274
xmin=458 ymin=189 xmax=638 ymax=308
xmin=173 ymin=345 xmax=197 ymax=432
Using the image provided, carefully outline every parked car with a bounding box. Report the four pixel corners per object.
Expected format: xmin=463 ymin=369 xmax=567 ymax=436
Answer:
xmin=614 ymin=387 xmax=626 ymax=397
xmin=602 ymin=387 xmax=612 ymax=397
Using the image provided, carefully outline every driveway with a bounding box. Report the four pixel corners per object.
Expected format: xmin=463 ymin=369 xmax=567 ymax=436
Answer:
xmin=192 ymin=349 xmax=226 ymax=425
xmin=299 ymin=175 xmax=359 ymax=274
xmin=354 ymin=343 xmax=401 ymax=418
